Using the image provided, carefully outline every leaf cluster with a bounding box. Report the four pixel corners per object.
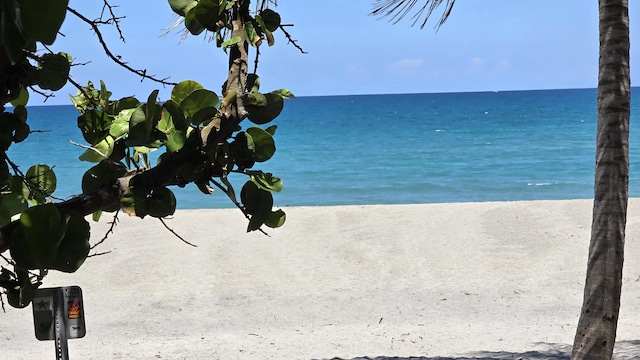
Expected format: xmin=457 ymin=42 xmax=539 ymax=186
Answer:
xmin=0 ymin=0 xmax=294 ymax=310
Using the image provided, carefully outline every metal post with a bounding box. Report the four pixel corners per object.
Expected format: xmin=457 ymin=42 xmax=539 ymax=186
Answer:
xmin=53 ymin=290 xmax=69 ymax=360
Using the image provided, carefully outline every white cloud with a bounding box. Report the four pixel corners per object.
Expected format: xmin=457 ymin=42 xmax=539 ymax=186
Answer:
xmin=345 ymin=65 xmax=363 ymax=74
xmin=388 ymin=58 xmax=424 ymax=71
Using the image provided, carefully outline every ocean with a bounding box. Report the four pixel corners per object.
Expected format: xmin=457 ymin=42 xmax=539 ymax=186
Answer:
xmin=9 ymin=88 xmax=640 ymax=209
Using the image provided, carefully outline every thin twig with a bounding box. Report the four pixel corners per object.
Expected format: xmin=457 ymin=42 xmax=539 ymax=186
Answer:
xmin=67 ymin=6 xmax=177 ymax=86
xmin=0 ymin=253 xmax=14 ymax=266
xmin=87 ymin=251 xmax=112 ymax=257
xmin=279 ymin=24 xmax=307 ymax=54
xmin=100 ymin=0 xmax=126 ymax=42
xmin=69 ymin=140 xmax=109 ymax=160
xmin=159 ymin=218 xmax=197 ymax=247
xmin=90 ymin=210 xmax=120 ymax=250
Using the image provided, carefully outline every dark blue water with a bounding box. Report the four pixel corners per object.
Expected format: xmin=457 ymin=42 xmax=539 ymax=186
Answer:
xmin=9 ymin=88 xmax=640 ymax=208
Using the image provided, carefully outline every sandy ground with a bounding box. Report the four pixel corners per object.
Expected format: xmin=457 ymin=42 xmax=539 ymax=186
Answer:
xmin=2 ymin=199 xmax=640 ymax=359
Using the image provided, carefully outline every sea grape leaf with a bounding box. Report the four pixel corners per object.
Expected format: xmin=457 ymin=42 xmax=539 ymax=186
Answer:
xmin=184 ymin=7 xmax=204 ymax=35
xmin=246 ymin=127 xmax=275 ymax=162
xmin=191 ymin=107 xmax=218 ymax=126
xmin=264 ymin=209 xmax=286 ymax=228
xmin=0 ymin=3 xmax=28 ymax=64
xmin=194 ymin=0 xmax=221 ymax=31
xmin=11 ymin=204 xmax=67 ymax=269
xmin=10 ymin=87 xmax=29 ymax=107
xmin=246 ymin=92 xmax=284 ymax=124
xmin=271 ymin=89 xmax=295 ymax=99
xmin=158 ymin=107 xmax=186 ymax=152
xmin=109 ymin=108 xmax=135 ymax=139
xmin=243 ymin=22 xmax=259 ymax=46
xmin=147 ymin=187 xmax=177 ymax=218
xmin=265 ymin=125 xmax=277 ymax=136
xmin=79 ymin=136 xmax=115 ymax=162
xmin=249 ymin=171 xmax=283 ymax=192
xmin=180 ymin=89 xmax=219 ymax=119
xmin=127 ymin=104 xmax=165 ymax=147
xmin=37 ymin=53 xmax=70 ymax=91
xmin=26 ymin=164 xmax=56 ymax=196
xmin=81 ymin=160 xmax=128 ymax=194
xmin=120 ymin=187 xmax=149 ymax=218
xmin=49 ymin=212 xmax=90 ymax=273
xmin=18 ymin=0 xmax=68 ymax=45
xmin=246 ymin=74 xmax=260 ymax=93
xmin=245 ymin=91 xmax=267 ymax=107
xmin=240 ymin=181 xmax=273 ymax=232
xmin=259 ymin=9 xmax=281 ymax=32
xmin=6 ymin=281 xmax=37 ymax=308
xmin=171 ymin=80 xmax=203 ymax=105
xmin=168 ymin=0 xmax=198 ymax=16
xmin=163 ymin=100 xmax=188 ymax=132
xmin=77 ymin=109 xmax=110 ymax=145
xmin=221 ymin=36 xmax=242 ymax=48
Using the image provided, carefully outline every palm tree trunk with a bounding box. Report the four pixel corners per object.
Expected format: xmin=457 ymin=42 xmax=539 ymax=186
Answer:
xmin=571 ymin=1 xmax=630 ymax=359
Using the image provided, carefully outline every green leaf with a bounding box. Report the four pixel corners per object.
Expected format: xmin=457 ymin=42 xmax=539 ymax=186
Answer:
xmin=194 ymin=0 xmax=221 ymax=31
xmin=259 ymin=9 xmax=281 ymax=32
xmin=243 ymin=22 xmax=259 ymax=46
xmin=77 ymin=109 xmax=110 ymax=145
xmin=0 ymin=3 xmax=28 ymax=64
xmin=168 ymin=0 xmax=198 ymax=16
xmin=79 ymin=136 xmax=115 ymax=162
xmin=37 ymin=53 xmax=70 ymax=91
xmin=147 ymin=187 xmax=177 ymax=218
xmin=245 ymin=91 xmax=267 ymax=107
xmin=249 ymin=171 xmax=283 ymax=192
xmin=10 ymin=87 xmax=29 ymax=107
xmin=11 ymin=204 xmax=67 ymax=269
xmin=109 ymin=108 xmax=135 ymax=139
xmin=180 ymin=89 xmax=219 ymax=118
xmin=264 ymin=209 xmax=286 ymax=228
xmin=127 ymin=104 xmax=165 ymax=147
xmin=221 ymin=36 xmax=241 ymax=48
xmin=49 ymin=212 xmax=90 ymax=273
xmin=6 ymin=282 xmax=37 ymax=308
xmin=246 ymin=127 xmax=275 ymax=162
xmin=246 ymin=92 xmax=284 ymax=124
xmin=26 ymin=164 xmax=56 ymax=196
xmin=241 ymin=181 xmax=274 ymax=232
xmin=184 ymin=7 xmax=205 ymax=35
xmin=265 ymin=125 xmax=277 ymax=136
xmin=158 ymin=107 xmax=186 ymax=152
xmin=82 ymin=160 xmax=128 ymax=194
xmin=246 ymin=74 xmax=260 ymax=93
xmin=162 ymin=100 xmax=188 ymax=132
xmin=271 ymin=89 xmax=295 ymax=99
xmin=120 ymin=187 xmax=148 ymax=218
xmin=18 ymin=0 xmax=68 ymax=45
xmin=171 ymin=80 xmax=204 ymax=105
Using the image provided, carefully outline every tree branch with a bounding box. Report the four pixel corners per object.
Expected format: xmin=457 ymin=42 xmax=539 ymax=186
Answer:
xmin=66 ymin=6 xmax=177 ymax=86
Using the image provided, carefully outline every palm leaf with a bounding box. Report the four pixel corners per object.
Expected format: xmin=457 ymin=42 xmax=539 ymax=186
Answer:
xmin=371 ymin=0 xmax=455 ymax=29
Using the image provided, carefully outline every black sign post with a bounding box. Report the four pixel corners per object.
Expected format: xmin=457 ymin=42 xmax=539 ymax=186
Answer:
xmin=32 ymin=286 xmax=86 ymax=360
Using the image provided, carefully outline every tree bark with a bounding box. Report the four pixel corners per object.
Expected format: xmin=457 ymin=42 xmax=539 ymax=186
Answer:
xmin=571 ymin=1 xmax=630 ymax=359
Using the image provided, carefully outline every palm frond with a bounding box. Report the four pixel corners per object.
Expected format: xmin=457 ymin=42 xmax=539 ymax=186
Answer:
xmin=371 ymin=0 xmax=455 ymax=29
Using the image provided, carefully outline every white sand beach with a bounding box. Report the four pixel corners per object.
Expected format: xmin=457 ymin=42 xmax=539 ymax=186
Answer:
xmin=3 ymin=199 xmax=640 ymax=359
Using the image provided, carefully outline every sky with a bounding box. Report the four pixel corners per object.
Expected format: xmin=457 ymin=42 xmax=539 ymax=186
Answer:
xmin=39 ymin=0 xmax=640 ymax=105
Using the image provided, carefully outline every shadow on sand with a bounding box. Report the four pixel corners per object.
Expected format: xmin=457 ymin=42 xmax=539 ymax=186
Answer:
xmin=319 ymin=340 xmax=640 ymax=360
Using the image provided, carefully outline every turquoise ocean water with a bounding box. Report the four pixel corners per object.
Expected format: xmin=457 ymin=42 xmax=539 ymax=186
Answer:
xmin=9 ymin=88 xmax=640 ymax=209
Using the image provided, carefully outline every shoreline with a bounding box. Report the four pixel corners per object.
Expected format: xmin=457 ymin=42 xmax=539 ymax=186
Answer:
xmin=3 ymin=199 xmax=640 ymax=359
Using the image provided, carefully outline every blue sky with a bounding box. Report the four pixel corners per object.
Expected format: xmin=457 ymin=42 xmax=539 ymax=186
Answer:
xmin=41 ymin=0 xmax=639 ymax=105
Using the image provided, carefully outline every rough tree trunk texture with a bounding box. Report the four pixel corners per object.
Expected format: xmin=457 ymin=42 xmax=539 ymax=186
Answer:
xmin=571 ymin=1 xmax=630 ymax=359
